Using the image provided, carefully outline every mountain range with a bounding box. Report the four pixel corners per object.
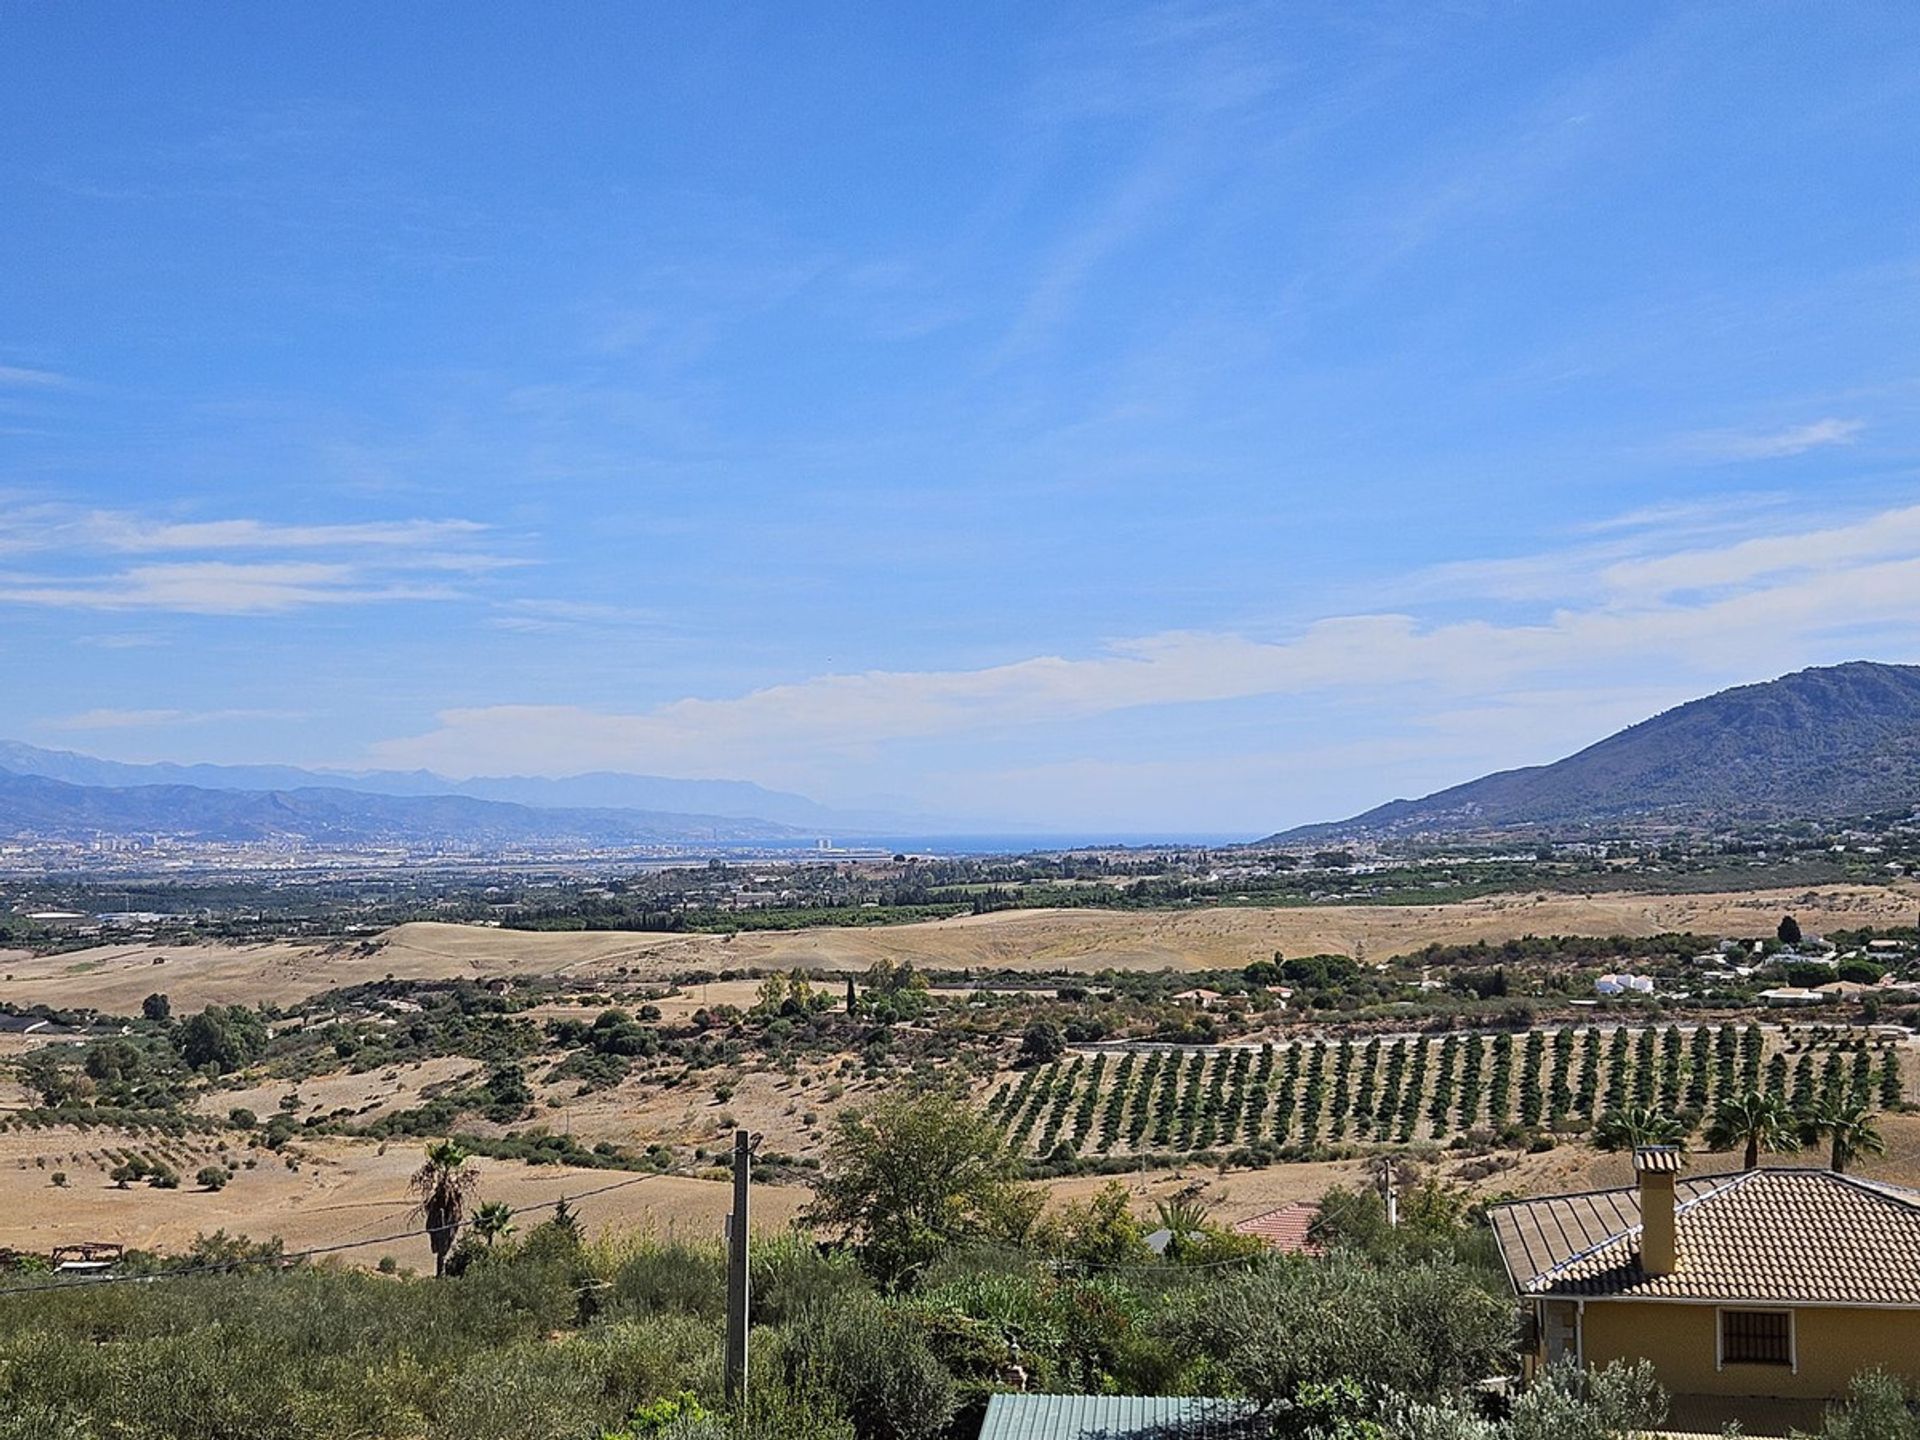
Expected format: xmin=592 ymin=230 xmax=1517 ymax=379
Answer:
xmin=0 ymin=769 xmax=812 ymax=848
xmin=0 ymin=741 xmax=969 ymax=843
xmin=1271 ymin=661 xmax=1920 ymax=843
xmin=13 ymin=661 xmax=1920 ymax=852
xmin=0 ymin=741 xmax=930 ymax=831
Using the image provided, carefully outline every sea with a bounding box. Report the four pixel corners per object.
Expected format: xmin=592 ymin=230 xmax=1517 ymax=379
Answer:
xmin=758 ymin=832 xmax=1256 ymax=857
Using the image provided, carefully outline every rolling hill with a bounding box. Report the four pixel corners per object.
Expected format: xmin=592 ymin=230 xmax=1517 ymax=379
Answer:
xmin=1271 ymin=661 xmax=1920 ymax=842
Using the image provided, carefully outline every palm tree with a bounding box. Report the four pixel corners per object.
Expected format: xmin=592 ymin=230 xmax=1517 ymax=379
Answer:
xmin=410 ymin=1140 xmax=479 ymax=1277
xmin=1153 ymin=1196 xmax=1212 ymax=1260
xmin=1592 ymin=1105 xmax=1685 ymax=1153
xmin=1706 ymin=1090 xmax=1798 ymax=1170
xmin=1803 ymin=1096 xmax=1886 ymax=1175
xmin=473 ymin=1200 xmax=516 ymax=1249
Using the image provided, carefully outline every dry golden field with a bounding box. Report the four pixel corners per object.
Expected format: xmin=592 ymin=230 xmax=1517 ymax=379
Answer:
xmin=8 ymin=1089 xmax=1920 ymax=1273
xmin=5 ymin=881 xmax=1919 ymax=1015
xmin=0 ymin=1125 xmax=809 ymax=1273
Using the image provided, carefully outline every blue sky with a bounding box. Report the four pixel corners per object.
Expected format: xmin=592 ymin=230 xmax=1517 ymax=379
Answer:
xmin=4 ymin=3 xmax=1920 ymax=833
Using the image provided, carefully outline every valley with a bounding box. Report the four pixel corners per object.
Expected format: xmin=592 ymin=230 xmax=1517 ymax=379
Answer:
xmin=7 ymin=877 xmax=1920 ymax=1276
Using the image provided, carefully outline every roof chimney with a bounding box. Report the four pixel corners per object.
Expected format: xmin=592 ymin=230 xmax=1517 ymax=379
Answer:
xmin=1635 ymin=1146 xmax=1680 ymax=1276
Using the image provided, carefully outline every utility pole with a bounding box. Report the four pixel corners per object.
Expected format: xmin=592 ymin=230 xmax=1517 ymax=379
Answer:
xmin=724 ymin=1129 xmax=754 ymax=1405
xmin=1379 ymin=1157 xmax=1398 ymax=1228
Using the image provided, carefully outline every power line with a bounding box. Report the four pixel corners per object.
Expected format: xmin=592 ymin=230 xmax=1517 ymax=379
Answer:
xmin=0 ymin=1167 xmax=670 ymax=1299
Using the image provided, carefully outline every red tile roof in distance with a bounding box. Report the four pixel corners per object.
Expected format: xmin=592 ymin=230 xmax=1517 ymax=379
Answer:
xmin=1233 ymin=1202 xmax=1324 ymax=1254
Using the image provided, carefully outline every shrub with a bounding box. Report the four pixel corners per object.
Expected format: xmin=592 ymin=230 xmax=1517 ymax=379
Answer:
xmin=1817 ymin=1368 xmax=1920 ymax=1440
xmin=1156 ymin=1251 xmax=1512 ymax=1413
xmin=196 ymin=1166 xmax=229 ymax=1192
xmin=770 ymin=1296 xmax=956 ymax=1440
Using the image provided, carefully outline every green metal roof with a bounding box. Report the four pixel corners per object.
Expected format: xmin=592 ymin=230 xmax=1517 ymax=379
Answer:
xmin=975 ymin=1394 xmax=1267 ymax=1439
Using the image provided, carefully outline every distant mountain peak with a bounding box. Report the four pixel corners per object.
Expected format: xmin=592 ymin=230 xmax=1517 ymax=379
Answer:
xmin=1268 ymin=661 xmax=1920 ymax=843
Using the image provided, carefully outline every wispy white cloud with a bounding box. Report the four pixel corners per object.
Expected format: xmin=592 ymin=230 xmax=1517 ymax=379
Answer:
xmin=0 ymin=507 xmax=488 ymax=555
xmin=1597 ymin=502 xmax=1920 ymax=597
xmin=0 ymin=561 xmax=457 ymax=615
xmin=1405 ymin=499 xmax=1920 ymax=606
xmin=0 ymin=365 xmax=71 ymax=389
xmin=1574 ymin=494 xmax=1788 ymax=535
xmin=365 ymin=497 xmax=1920 ymax=782
xmin=1679 ymin=417 xmax=1865 ymax=461
xmin=0 ymin=505 xmax=504 ymax=615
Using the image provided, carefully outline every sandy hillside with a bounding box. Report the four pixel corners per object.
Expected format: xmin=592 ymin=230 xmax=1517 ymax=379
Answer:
xmin=5 ymin=882 xmax=1917 ymax=1016
xmin=0 ymin=1127 xmax=808 ymax=1273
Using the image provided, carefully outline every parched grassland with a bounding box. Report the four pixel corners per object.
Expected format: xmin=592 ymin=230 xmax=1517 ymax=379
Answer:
xmin=0 ymin=1124 xmax=808 ymax=1271
xmin=6 ymin=881 xmax=1919 ymax=1014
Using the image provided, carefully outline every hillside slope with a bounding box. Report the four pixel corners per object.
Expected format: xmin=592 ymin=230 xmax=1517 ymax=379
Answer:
xmin=1274 ymin=661 xmax=1920 ymax=841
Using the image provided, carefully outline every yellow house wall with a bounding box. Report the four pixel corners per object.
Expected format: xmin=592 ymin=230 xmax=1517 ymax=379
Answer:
xmin=1577 ymin=1301 xmax=1920 ymax=1399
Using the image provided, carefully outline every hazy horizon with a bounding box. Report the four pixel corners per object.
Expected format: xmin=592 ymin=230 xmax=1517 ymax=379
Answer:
xmin=6 ymin=6 xmax=1920 ymax=833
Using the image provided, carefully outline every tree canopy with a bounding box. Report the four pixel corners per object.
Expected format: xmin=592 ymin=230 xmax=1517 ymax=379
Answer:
xmin=804 ymin=1090 xmax=1032 ymax=1288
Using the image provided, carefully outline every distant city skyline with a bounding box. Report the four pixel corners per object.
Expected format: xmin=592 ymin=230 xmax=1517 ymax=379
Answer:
xmin=5 ymin=4 xmax=1920 ymax=832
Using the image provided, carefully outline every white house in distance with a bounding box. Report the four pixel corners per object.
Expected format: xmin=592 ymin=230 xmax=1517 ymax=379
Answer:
xmin=1596 ymin=974 xmax=1656 ymax=997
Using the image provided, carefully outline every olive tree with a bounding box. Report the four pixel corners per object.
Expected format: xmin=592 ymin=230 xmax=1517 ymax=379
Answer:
xmin=804 ymin=1089 xmax=1033 ymax=1288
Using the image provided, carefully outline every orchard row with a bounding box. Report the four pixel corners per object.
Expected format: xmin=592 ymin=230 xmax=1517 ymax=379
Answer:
xmin=983 ymin=1024 xmax=1908 ymax=1159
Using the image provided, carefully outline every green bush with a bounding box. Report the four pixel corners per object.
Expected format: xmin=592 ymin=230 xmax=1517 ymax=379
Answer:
xmin=1816 ymin=1369 xmax=1920 ymax=1440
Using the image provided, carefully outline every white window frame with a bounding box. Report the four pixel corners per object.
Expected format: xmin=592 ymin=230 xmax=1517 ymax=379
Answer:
xmin=1715 ymin=1306 xmax=1796 ymax=1373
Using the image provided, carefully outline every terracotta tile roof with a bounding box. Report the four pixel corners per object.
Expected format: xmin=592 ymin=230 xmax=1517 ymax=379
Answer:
xmin=1232 ymin=1202 xmax=1323 ymax=1254
xmin=1489 ymin=1169 xmax=1920 ymax=1306
xmin=1634 ymin=1145 xmax=1682 ymax=1174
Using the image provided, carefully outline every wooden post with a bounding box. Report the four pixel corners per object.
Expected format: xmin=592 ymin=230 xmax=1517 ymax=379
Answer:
xmin=724 ymin=1128 xmax=751 ymax=1404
